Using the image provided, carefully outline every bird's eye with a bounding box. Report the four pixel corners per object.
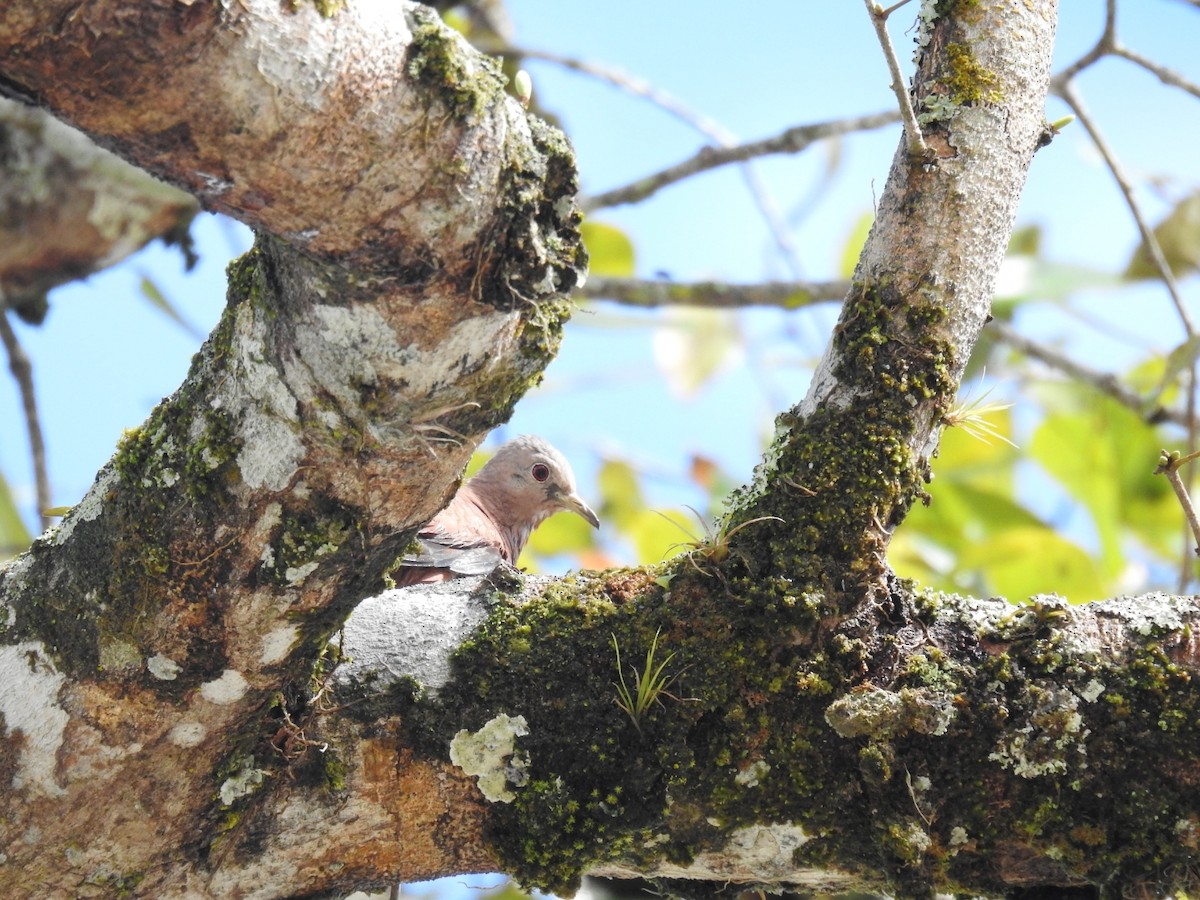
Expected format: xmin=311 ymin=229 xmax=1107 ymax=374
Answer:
xmin=531 ymin=463 xmax=550 ymax=483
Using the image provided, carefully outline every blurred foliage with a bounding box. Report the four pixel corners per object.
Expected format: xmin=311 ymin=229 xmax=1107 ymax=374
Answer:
xmin=0 ymin=472 xmax=31 ymax=559
xmin=580 ymin=220 xmax=636 ymax=277
xmin=1126 ymin=190 xmax=1200 ymax=280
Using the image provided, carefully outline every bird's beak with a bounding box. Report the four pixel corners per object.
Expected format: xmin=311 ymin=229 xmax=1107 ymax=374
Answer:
xmin=559 ymin=490 xmax=600 ymax=529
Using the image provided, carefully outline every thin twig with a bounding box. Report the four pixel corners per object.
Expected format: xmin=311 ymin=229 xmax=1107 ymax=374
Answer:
xmin=1112 ymin=45 xmax=1200 ymax=100
xmin=1050 ymin=0 xmax=1117 ymax=87
xmin=1156 ymin=449 xmax=1200 ymax=563
xmin=862 ymin=0 xmax=928 ymax=157
xmin=580 ymin=276 xmax=1195 ymax=430
xmin=1056 ymin=80 xmax=1199 ymax=588
xmin=504 ymin=45 xmax=808 ymax=275
xmin=0 ymin=308 xmax=52 ymax=533
xmin=1056 ymin=87 xmax=1193 ymax=337
xmin=582 ymin=111 xmax=899 ymax=212
xmin=578 ymin=276 xmax=850 ymax=310
xmin=989 ymin=321 xmax=1188 ymax=428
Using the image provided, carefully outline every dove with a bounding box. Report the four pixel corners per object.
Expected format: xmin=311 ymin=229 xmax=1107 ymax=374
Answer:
xmin=396 ymin=435 xmax=599 ymax=586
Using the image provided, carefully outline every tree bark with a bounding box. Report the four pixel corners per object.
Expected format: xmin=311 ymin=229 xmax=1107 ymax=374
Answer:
xmin=0 ymin=98 xmax=198 ymax=323
xmin=5 ymin=2 xmax=1199 ymax=899
xmin=0 ymin=0 xmax=583 ymax=896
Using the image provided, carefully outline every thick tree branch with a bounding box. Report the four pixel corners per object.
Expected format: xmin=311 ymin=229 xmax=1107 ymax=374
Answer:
xmin=0 ymin=98 xmax=199 ymax=321
xmin=0 ymin=1 xmax=583 ymax=895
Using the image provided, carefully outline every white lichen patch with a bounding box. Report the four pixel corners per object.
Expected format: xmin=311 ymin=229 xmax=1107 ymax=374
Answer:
xmin=0 ymin=641 xmax=69 ymax=796
xmin=234 ymin=409 xmax=304 ymax=492
xmin=260 ymin=625 xmax=298 ymax=665
xmin=1078 ymin=678 xmax=1105 ymax=703
xmin=147 ymin=653 xmax=182 ymax=680
xmin=169 ymin=721 xmax=207 ymax=747
xmin=219 ymin=757 xmax=268 ymax=805
xmin=825 ymin=685 xmax=956 ymax=739
xmin=989 ymin=686 xmax=1087 ymax=778
xmin=336 ymin=584 xmax=490 ymax=694
xmin=735 ymin=759 xmax=770 ymax=787
xmin=284 ymin=560 xmax=321 ymax=585
xmin=449 ymin=713 xmax=529 ymax=803
xmin=292 ymin=304 xmax=523 ymax=418
xmin=1105 ymin=592 xmax=1188 ymax=636
xmin=898 ymin=821 xmax=932 ymax=854
xmin=949 ymin=826 xmax=969 ymax=851
xmin=217 ymin=306 xmax=304 ymax=492
xmin=200 ymin=669 xmax=250 ymax=705
xmin=605 ymin=823 xmax=813 ymax=885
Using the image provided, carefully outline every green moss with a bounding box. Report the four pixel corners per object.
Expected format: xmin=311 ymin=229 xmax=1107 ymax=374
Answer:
xmin=269 ymin=504 xmax=357 ymax=587
xmin=83 ymin=870 xmax=145 ymax=897
xmin=720 ymin=279 xmax=953 ymax=601
xmin=412 ymin=577 xmax=1200 ymax=897
xmin=406 ymin=7 xmax=506 ymax=120
xmin=321 ymin=747 xmax=349 ymax=792
xmin=410 ymin=566 xmax=865 ymax=895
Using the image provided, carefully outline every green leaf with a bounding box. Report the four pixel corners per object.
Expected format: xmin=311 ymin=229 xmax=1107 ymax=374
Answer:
xmin=1126 ymin=190 xmax=1200 ymax=280
xmin=138 ymin=274 xmax=203 ymax=340
xmin=597 ymin=458 xmax=645 ymax=531
xmin=1155 ymin=333 xmax=1200 ymax=401
xmin=0 ymin=473 xmax=32 ymax=560
xmin=1029 ymin=388 xmax=1172 ymax=576
xmin=580 ymin=220 xmax=635 ymax=277
xmin=838 ymin=212 xmax=874 ymax=279
xmin=652 ymin=307 xmax=743 ymax=398
xmin=525 ymin=509 xmax=597 ymax=557
xmin=627 ymin=508 xmax=696 ymax=566
xmin=956 ymin=526 xmax=1106 ymax=603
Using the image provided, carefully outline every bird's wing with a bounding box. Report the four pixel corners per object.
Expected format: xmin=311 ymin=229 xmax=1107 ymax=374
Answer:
xmin=399 ymin=488 xmax=508 ymax=578
xmin=403 ymin=532 xmax=504 ymax=576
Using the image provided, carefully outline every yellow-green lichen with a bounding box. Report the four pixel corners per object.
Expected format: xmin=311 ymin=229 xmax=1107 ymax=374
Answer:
xmin=284 ymin=0 xmax=344 ymax=16
xmin=406 ymin=7 xmax=506 ymax=121
xmin=944 ymin=43 xmax=1002 ymax=106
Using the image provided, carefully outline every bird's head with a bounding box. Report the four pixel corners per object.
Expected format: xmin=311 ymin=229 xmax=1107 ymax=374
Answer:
xmin=471 ymin=434 xmax=600 ymax=532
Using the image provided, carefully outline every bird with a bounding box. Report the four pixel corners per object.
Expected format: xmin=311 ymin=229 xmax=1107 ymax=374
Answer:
xmin=395 ymin=435 xmax=599 ymax=586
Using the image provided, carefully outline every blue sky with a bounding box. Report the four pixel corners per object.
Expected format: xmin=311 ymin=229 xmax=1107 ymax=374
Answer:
xmin=2 ymin=1 xmax=1198 ymax=568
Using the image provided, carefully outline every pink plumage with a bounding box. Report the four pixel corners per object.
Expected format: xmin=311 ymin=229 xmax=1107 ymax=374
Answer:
xmin=396 ymin=436 xmax=598 ymax=586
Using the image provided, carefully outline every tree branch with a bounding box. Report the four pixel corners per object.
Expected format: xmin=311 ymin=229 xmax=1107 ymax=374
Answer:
xmin=504 ymin=45 xmax=809 ymax=274
xmin=989 ymin=320 xmax=1190 ymax=428
xmin=578 ymin=276 xmax=850 ymax=309
xmin=862 ymin=0 xmax=929 ymax=158
xmin=581 ymin=111 xmax=899 ymax=212
xmin=1113 ymin=43 xmax=1200 ymax=100
xmin=0 ymin=309 xmax=50 ymax=532
xmin=0 ymin=1 xmax=584 ymax=894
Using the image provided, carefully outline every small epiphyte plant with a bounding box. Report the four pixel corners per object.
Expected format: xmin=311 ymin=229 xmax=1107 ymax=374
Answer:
xmin=942 ymin=380 xmax=1015 ymax=447
xmin=612 ymin=628 xmax=687 ymax=734
xmin=661 ymin=506 xmax=784 ymax=576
